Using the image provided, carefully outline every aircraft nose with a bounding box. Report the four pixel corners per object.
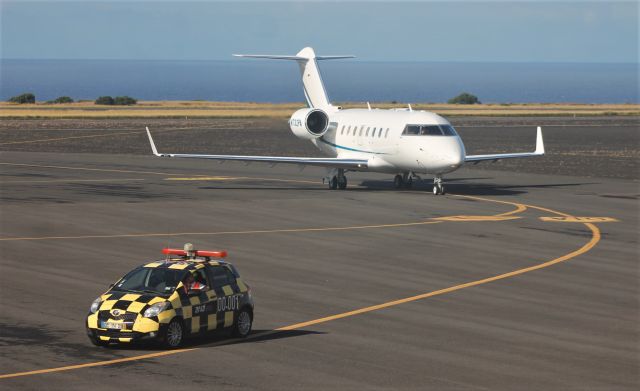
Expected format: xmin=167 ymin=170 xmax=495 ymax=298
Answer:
xmin=445 ymin=140 xmax=465 ymax=170
xmin=449 ymin=149 xmax=464 ymax=167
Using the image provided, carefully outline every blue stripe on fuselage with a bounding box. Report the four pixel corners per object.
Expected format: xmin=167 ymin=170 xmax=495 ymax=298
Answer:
xmin=319 ymin=137 xmax=388 ymax=155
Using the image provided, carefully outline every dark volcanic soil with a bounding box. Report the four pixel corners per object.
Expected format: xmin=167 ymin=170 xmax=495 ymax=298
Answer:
xmin=0 ymin=116 xmax=638 ymax=180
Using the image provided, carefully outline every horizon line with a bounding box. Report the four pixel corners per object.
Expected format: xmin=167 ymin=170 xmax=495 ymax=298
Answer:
xmin=2 ymin=57 xmax=638 ymax=65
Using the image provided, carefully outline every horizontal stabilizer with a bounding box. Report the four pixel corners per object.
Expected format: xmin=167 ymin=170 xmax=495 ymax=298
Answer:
xmin=232 ymin=54 xmax=355 ymax=61
xmin=234 ymin=47 xmax=354 ymax=108
xmin=232 ymin=54 xmax=306 ymax=60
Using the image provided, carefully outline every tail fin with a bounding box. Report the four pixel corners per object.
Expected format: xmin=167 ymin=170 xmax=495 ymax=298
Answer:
xmin=234 ymin=47 xmax=354 ymax=110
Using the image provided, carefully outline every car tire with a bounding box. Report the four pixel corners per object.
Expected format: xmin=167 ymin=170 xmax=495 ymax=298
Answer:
xmin=164 ymin=318 xmax=184 ymax=348
xmin=232 ymin=308 xmax=252 ymax=338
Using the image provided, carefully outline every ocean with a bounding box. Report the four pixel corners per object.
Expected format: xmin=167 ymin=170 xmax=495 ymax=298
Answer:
xmin=1 ymin=59 xmax=637 ymax=104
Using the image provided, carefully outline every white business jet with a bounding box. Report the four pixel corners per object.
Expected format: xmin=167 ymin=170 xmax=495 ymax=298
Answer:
xmin=146 ymin=47 xmax=544 ymax=195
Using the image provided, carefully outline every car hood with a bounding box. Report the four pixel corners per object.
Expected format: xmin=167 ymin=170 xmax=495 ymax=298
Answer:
xmin=97 ymin=291 xmax=168 ymax=315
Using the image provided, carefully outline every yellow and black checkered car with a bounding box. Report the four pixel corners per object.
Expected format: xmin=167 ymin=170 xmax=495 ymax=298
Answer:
xmin=86 ymin=253 xmax=253 ymax=348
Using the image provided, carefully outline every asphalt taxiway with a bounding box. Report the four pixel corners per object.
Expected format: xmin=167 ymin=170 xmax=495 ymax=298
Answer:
xmin=0 ymin=148 xmax=637 ymax=390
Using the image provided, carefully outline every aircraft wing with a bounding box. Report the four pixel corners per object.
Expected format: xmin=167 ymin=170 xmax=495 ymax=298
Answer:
xmin=465 ymin=126 xmax=545 ymax=163
xmin=145 ymin=127 xmax=368 ymax=169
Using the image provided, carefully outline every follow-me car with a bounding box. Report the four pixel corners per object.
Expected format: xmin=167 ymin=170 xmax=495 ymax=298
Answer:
xmin=86 ymin=244 xmax=254 ymax=348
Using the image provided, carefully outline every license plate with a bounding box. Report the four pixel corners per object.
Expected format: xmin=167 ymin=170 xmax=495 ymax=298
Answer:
xmin=103 ymin=322 xmax=126 ymax=330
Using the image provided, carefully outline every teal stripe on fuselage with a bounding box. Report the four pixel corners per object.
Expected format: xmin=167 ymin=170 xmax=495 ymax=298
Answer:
xmin=319 ymin=137 xmax=389 ymax=155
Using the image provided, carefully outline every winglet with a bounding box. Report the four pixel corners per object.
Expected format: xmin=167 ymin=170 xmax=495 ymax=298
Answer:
xmin=146 ymin=127 xmax=161 ymax=156
xmin=535 ymin=126 xmax=545 ymax=155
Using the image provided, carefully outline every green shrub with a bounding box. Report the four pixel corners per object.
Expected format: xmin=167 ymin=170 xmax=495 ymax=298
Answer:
xmin=448 ymin=92 xmax=481 ymax=104
xmin=114 ymin=96 xmax=137 ymax=105
xmin=8 ymin=93 xmax=35 ymax=104
xmin=95 ymin=96 xmax=115 ymax=105
xmin=52 ymin=96 xmax=74 ymax=104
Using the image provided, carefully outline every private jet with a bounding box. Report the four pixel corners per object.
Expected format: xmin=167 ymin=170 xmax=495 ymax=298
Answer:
xmin=146 ymin=47 xmax=544 ymax=195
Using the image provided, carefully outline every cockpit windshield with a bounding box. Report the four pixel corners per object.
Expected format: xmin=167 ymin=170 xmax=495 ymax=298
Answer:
xmin=402 ymin=124 xmax=458 ymax=136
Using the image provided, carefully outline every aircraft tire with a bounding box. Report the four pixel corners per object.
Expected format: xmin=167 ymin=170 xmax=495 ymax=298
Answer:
xmin=338 ymin=176 xmax=347 ymax=190
xmin=404 ymin=176 xmax=413 ymax=189
xmin=329 ymin=176 xmax=338 ymax=190
xmin=393 ymin=174 xmax=403 ymax=189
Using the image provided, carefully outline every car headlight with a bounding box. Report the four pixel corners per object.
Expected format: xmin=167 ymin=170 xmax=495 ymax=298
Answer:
xmin=143 ymin=302 xmax=169 ymax=318
xmin=90 ymin=297 xmax=102 ymax=314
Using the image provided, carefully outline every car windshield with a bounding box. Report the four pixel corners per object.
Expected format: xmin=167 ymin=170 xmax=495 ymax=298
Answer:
xmin=112 ymin=267 xmax=186 ymax=296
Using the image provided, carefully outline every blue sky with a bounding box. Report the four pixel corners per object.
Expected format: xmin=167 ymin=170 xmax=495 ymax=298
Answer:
xmin=1 ymin=1 xmax=637 ymax=63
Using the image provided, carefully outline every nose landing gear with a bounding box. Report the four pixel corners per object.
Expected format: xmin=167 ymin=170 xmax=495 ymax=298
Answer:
xmin=433 ymin=176 xmax=445 ymax=195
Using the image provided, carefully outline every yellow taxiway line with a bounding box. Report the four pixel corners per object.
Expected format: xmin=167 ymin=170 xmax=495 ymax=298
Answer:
xmin=0 ymin=178 xmax=145 ymax=184
xmin=0 ymin=162 xmax=186 ymax=177
xmin=0 ymin=221 xmax=443 ymax=242
xmin=0 ymin=131 xmax=145 ymax=146
xmin=0 ymin=196 xmax=525 ymax=242
xmin=0 ymin=126 xmax=216 ymax=146
xmin=0 ymin=196 xmax=604 ymax=380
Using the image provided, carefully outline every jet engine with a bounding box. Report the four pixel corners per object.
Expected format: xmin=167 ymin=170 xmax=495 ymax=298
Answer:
xmin=289 ymin=108 xmax=329 ymax=140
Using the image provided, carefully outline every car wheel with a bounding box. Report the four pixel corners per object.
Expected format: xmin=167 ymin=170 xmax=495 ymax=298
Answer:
xmin=164 ymin=318 xmax=184 ymax=348
xmin=232 ymin=308 xmax=252 ymax=338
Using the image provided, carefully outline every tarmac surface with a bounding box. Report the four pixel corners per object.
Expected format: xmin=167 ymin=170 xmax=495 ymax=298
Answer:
xmin=0 ymin=118 xmax=638 ymax=390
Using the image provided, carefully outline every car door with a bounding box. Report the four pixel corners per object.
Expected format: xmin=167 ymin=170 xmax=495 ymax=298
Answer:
xmin=208 ymin=265 xmax=239 ymax=330
xmin=186 ymin=266 xmax=216 ymax=335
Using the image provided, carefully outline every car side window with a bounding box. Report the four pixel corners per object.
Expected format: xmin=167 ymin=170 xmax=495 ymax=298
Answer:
xmin=210 ymin=266 xmax=230 ymax=288
xmin=193 ymin=268 xmax=210 ymax=289
xmin=223 ymin=267 xmax=237 ymax=284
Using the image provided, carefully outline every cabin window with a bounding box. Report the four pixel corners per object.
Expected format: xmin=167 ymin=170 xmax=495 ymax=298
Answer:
xmin=340 ymin=125 xmax=345 ymax=134
xmin=385 ymin=128 xmax=389 ymax=138
xmin=359 ymin=127 xmax=363 ymax=137
xmin=378 ymin=128 xmax=382 ymax=138
xmin=365 ymin=128 xmax=369 ymax=137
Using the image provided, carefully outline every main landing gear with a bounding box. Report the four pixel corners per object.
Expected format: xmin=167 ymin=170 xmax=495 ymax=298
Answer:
xmin=393 ymin=172 xmax=414 ymax=189
xmin=433 ymin=176 xmax=445 ymax=195
xmin=327 ymin=169 xmax=348 ymax=190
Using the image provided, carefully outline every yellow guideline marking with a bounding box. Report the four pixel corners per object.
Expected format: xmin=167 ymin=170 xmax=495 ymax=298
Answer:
xmin=277 ymin=222 xmax=600 ymax=331
xmin=0 ymin=178 xmax=144 ymax=184
xmin=0 ymin=163 xmax=323 ymax=186
xmin=165 ymin=177 xmax=238 ymax=181
xmin=540 ymin=217 xmax=618 ymax=223
xmin=0 ymin=196 xmax=603 ymax=380
xmin=0 ymin=131 xmax=142 ymax=146
xmin=453 ymin=195 xmax=528 ymax=217
xmin=165 ymin=176 xmax=320 ymax=185
xmin=0 ymin=221 xmax=442 ymax=242
xmin=0 ymin=127 xmax=184 ymax=146
xmin=0 ymin=162 xmax=189 ymax=177
xmin=0 ymin=198 xmax=525 ymax=242
xmin=432 ymin=215 xmax=520 ymax=222
xmin=0 ymin=350 xmax=196 ymax=379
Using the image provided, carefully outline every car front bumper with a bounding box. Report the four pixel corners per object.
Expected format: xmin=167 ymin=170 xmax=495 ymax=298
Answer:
xmin=86 ymin=312 xmax=167 ymax=344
